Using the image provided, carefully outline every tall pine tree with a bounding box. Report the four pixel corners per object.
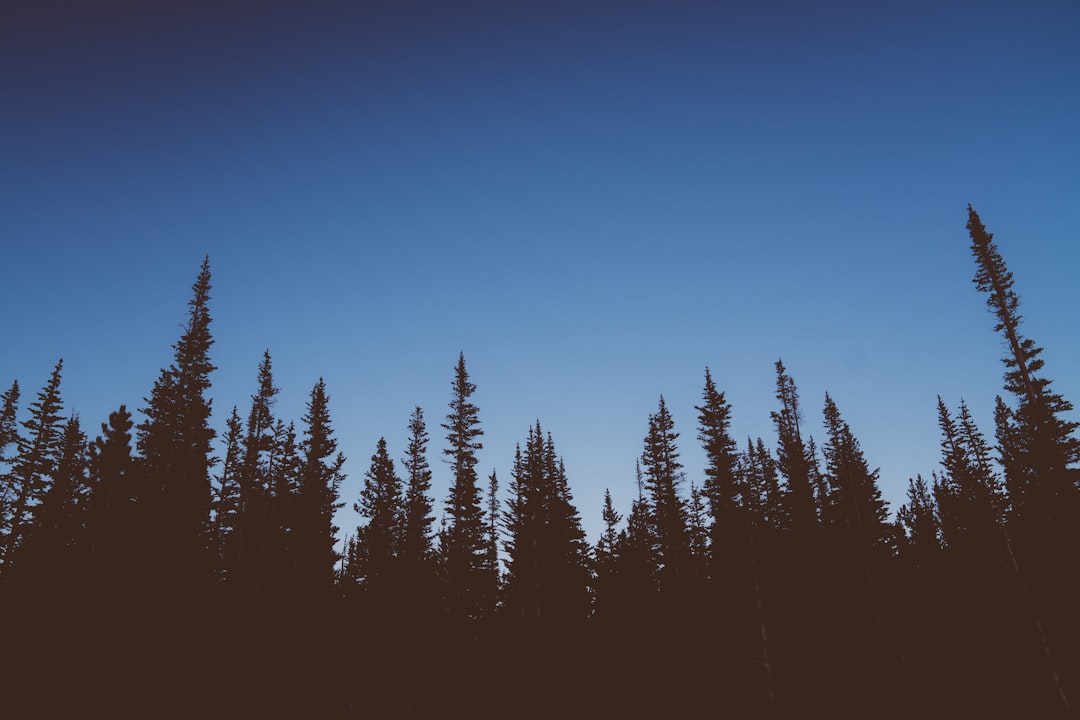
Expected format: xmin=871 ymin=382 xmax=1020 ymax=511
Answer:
xmin=137 ymin=258 xmax=216 ymax=587
xmin=966 ymin=206 xmax=1080 ymax=550
xmin=1 ymin=360 xmax=64 ymax=569
xmin=440 ymin=353 xmax=486 ymax=619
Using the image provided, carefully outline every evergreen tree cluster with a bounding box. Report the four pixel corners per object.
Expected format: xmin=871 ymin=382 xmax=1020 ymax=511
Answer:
xmin=1 ymin=209 xmax=1077 ymax=716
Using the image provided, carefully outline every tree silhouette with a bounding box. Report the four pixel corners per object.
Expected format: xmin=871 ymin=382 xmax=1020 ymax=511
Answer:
xmin=440 ymin=353 xmax=486 ymax=619
xmin=137 ymin=257 xmax=216 ymax=590
xmin=1 ymin=359 xmax=64 ymax=569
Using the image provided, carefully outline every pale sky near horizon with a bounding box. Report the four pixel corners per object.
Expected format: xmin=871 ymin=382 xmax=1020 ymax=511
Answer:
xmin=4 ymin=0 xmax=1079 ymax=544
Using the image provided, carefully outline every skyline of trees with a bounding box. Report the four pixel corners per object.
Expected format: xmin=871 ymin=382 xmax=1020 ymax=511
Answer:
xmin=1 ymin=207 xmax=1077 ymax=715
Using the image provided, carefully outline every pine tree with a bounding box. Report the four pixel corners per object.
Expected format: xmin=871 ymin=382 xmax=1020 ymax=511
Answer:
xmin=211 ymin=406 xmax=244 ymax=579
xmin=440 ymin=353 xmax=486 ymax=619
xmin=821 ymin=394 xmax=889 ymax=543
xmin=896 ymin=475 xmax=940 ymax=566
xmin=294 ymin=379 xmax=345 ymax=598
xmin=401 ymin=406 xmax=435 ymax=564
xmin=13 ymin=415 xmax=90 ymax=590
xmin=967 ymin=206 xmax=1080 ymax=543
xmin=933 ymin=398 xmax=1005 ymax=563
xmin=640 ymin=396 xmax=689 ymax=590
xmin=503 ymin=424 xmax=589 ymax=627
xmin=137 ymin=257 xmax=216 ymax=585
xmin=771 ymin=360 xmax=818 ymax=536
xmin=0 ymin=380 xmax=21 ymax=547
xmin=695 ymin=368 xmax=741 ymax=578
xmin=354 ymin=437 xmax=404 ymax=589
xmin=0 ymin=380 xmax=19 ymax=465
xmin=85 ymin=406 xmax=141 ymax=593
xmin=236 ymin=351 xmax=281 ymax=597
xmin=2 ymin=360 xmax=64 ymax=567
xmin=483 ymin=468 xmax=501 ymax=613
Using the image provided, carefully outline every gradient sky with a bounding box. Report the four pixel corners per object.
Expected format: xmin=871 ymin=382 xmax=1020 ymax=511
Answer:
xmin=4 ymin=0 xmax=1079 ymax=543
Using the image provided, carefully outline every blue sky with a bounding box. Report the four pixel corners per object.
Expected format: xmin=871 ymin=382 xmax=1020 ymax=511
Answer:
xmin=4 ymin=0 xmax=1079 ymax=542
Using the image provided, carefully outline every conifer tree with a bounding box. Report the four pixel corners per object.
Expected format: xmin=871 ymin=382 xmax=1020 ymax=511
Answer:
xmin=483 ymin=468 xmax=501 ymax=613
xmin=440 ymin=353 xmax=486 ymax=619
xmin=933 ymin=398 xmax=1005 ymax=562
xmin=821 ymin=394 xmax=889 ymax=530
xmin=294 ymin=379 xmax=345 ymax=597
xmin=897 ymin=475 xmax=940 ymax=566
xmin=0 ymin=380 xmax=19 ymax=466
xmin=0 ymin=380 xmax=21 ymax=547
xmin=236 ymin=351 xmax=281 ymax=596
xmin=211 ymin=406 xmax=244 ymax=578
xmin=503 ymin=424 xmax=589 ymax=625
xmin=738 ymin=437 xmax=784 ymax=530
xmin=401 ymin=406 xmax=435 ymax=564
xmin=640 ymin=396 xmax=689 ymax=589
xmin=695 ymin=369 xmax=741 ymax=576
xmin=771 ymin=360 xmax=817 ymax=536
xmin=354 ymin=437 xmax=403 ymax=589
xmin=86 ymin=406 xmax=140 ymax=593
xmin=966 ymin=206 xmax=1080 ymax=546
xmin=2 ymin=360 xmax=64 ymax=567
xmin=137 ymin=258 xmax=216 ymax=584
xmin=13 ymin=415 xmax=90 ymax=589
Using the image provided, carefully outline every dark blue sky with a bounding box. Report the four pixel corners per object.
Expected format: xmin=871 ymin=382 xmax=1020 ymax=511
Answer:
xmin=4 ymin=0 xmax=1079 ymax=541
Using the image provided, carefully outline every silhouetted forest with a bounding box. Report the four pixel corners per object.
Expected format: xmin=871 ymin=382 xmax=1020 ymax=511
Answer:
xmin=2 ymin=207 xmax=1077 ymax=717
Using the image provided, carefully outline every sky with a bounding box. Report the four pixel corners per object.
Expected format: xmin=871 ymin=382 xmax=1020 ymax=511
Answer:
xmin=4 ymin=0 xmax=1079 ymax=545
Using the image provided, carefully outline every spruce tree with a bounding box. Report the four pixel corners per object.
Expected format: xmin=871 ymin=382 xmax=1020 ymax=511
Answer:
xmin=86 ymin=406 xmax=140 ymax=593
xmin=354 ymin=437 xmax=403 ymax=590
xmin=966 ymin=206 xmax=1080 ymax=546
xmin=210 ymin=406 xmax=244 ymax=579
xmin=401 ymin=406 xmax=435 ymax=564
xmin=933 ymin=398 xmax=1006 ymax=563
xmin=695 ymin=368 xmax=741 ymax=579
xmin=2 ymin=360 xmax=64 ymax=567
xmin=821 ymin=393 xmax=889 ymax=545
xmin=770 ymin=360 xmax=817 ymax=537
xmin=440 ymin=353 xmax=486 ymax=619
xmin=236 ymin=351 xmax=281 ymax=597
xmin=294 ymin=379 xmax=345 ymax=598
xmin=0 ymin=380 xmax=21 ymax=550
xmin=0 ymin=380 xmax=19 ymax=465
xmin=137 ymin=257 xmax=216 ymax=585
xmin=483 ymin=468 xmax=501 ymax=613
xmin=13 ymin=415 xmax=90 ymax=590
xmin=640 ymin=396 xmax=689 ymax=589
xmin=503 ymin=424 xmax=589 ymax=626
xmin=896 ymin=475 xmax=941 ymax=566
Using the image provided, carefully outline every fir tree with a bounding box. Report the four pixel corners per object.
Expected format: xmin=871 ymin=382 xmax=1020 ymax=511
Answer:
xmin=136 ymin=258 xmax=216 ymax=584
xmin=0 ymin=380 xmax=20 ymax=548
xmin=401 ymin=406 xmax=435 ymax=564
xmin=771 ymin=360 xmax=817 ymax=536
xmin=2 ymin=360 xmax=64 ymax=567
xmin=483 ymin=468 xmax=501 ymax=613
xmin=86 ymin=406 xmax=141 ymax=593
xmin=896 ymin=474 xmax=941 ymax=566
xmin=695 ymin=368 xmax=741 ymax=577
xmin=821 ymin=394 xmax=889 ymax=540
xmin=0 ymin=380 xmax=19 ymax=466
xmin=933 ymin=398 xmax=1005 ymax=563
xmin=211 ymin=406 xmax=244 ymax=579
xmin=13 ymin=415 xmax=90 ymax=589
xmin=967 ymin=206 xmax=1080 ymax=543
xmin=640 ymin=396 xmax=689 ymax=589
xmin=236 ymin=351 xmax=281 ymax=597
xmin=503 ymin=424 xmax=589 ymax=626
xmin=440 ymin=353 xmax=486 ymax=619
xmin=294 ymin=379 xmax=346 ymax=598
xmin=354 ymin=437 xmax=403 ymax=589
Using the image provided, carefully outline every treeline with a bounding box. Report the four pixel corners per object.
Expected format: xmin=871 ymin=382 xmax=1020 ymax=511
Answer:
xmin=1 ymin=207 xmax=1077 ymax=717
